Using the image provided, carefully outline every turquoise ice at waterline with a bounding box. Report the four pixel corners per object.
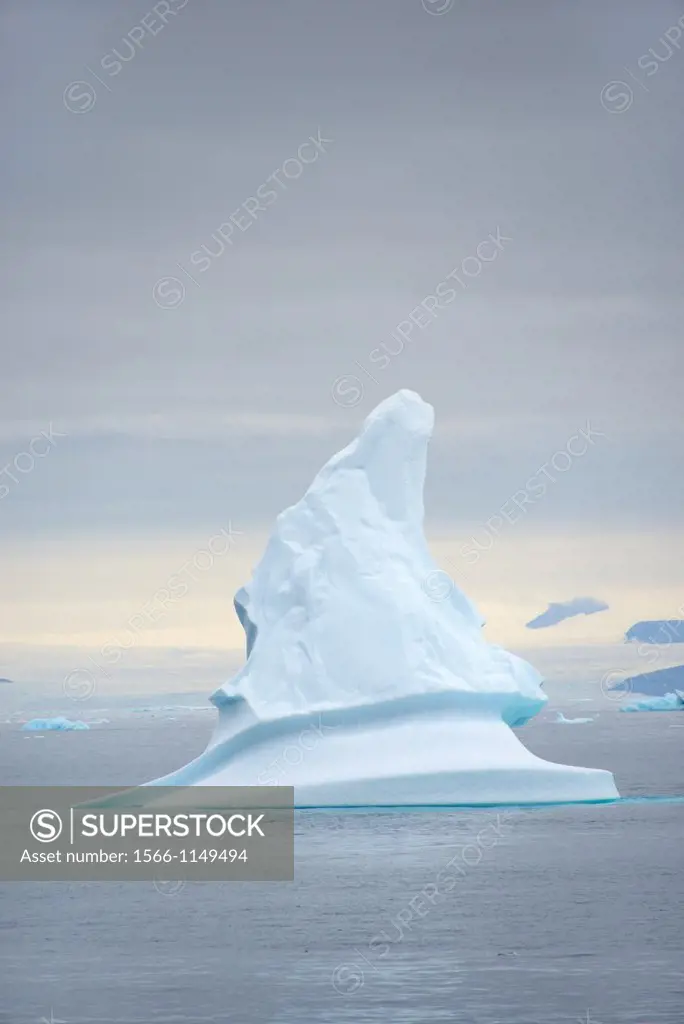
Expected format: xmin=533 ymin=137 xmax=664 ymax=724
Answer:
xmin=22 ymin=717 xmax=90 ymax=731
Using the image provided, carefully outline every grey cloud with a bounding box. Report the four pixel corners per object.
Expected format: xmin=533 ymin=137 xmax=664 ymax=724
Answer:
xmin=0 ymin=0 xmax=682 ymax=539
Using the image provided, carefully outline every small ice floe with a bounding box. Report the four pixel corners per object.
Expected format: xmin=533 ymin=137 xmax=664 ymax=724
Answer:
xmin=21 ymin=717 xmax=90 ymax=731
xmin=554 ymin=711 xmax=595 ymax=725
xmin=621 ymin=691 xmax=684 ymax=713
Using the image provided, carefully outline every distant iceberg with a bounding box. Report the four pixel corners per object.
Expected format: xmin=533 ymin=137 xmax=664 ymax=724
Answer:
xmin=621 ymin=691 xmax=684 ymax=713
xmin=554 ymin=712 xmax=595 ymax=725
xmin=526 ymin=597 xmax=608 ymax=630
xmin=625 ymin=620 xmax=684 ymax=645
xmin=609 ymin=664 xmax=684 ymax=697
xmin=147 ymin=391 xmax=618 ymax=805
xmin=21 ymin=717 xmax=90 ymax=731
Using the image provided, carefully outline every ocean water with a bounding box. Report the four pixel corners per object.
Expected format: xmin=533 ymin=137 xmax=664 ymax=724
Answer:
xmin=0 ymin=697 xmax=682 ymax=1024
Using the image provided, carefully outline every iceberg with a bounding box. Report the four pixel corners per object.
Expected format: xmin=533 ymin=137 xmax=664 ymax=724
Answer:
xmin=21 ymin=717 xmax=90 ymax=731
xmin=526 ymin=597 xmax=608 ymax=630
xmin=621 ymin=691 xmax=684 ymax=713
xmin=553 ymin=712 xmax=595 ymax=725
xmin=608 ymin=664 xmax=684 ymax=697
xmin=148 ymin=391 xmax=619 ymax=805
xmin=625 ymin=620 xmax=684 ymax=644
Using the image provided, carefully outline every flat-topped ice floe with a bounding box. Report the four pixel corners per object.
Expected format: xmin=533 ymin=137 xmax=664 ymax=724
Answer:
xmin=21 ymin=717 xmax=90 ymax=731
xmin=147 ymin=390 xmax=619 ymax=805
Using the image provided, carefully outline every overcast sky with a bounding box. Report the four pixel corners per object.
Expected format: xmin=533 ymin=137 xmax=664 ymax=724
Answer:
xmin=1 ymin=0 xmax=682 ymax=680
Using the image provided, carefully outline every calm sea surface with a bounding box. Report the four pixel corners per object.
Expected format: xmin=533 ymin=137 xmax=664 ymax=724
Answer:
xmin=1 ymin=694 xmax=682 ymax=1024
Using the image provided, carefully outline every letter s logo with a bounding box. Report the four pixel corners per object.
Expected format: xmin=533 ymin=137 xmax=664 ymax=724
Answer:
xmin=30 ymin=809 xmax=63 ymax=843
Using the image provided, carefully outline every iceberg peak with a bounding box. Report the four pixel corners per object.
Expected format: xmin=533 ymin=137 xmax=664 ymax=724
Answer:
xmin=311 ymin=387 xmax=433 ymax=529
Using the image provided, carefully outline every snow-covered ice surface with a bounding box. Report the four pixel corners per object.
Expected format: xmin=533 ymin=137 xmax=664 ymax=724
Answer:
xmin=21 ymin=717 xmax=90 ymax=731
xmin=622 ymin=691 xmax=684 ymax=713
xmin=147 ymin=390 xmax=619 ymax=805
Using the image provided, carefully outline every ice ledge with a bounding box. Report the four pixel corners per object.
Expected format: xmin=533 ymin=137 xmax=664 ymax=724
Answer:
xmin=146 ymin=693 xmax=619 ymax=806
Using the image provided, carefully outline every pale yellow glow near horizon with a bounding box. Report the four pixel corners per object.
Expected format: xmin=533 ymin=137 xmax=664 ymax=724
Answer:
xmin=431 ymin=527 xmax=684 ymax=649
xmin=2 ymin=527 xmax=682 ymax=655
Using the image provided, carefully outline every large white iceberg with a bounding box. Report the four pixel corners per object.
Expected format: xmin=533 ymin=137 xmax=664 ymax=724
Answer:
xmin=149 ymin=391 xmax=618 ymax=805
